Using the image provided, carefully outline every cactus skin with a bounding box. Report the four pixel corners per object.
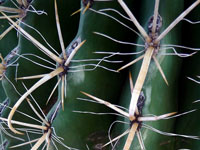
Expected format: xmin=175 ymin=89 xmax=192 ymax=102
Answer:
xmin=112 ymin=0 xmax=184 ymax=149
xmin=50 ymin=1 xmax=140 ymax=149
xmin=138 ymin=1 xmax=183 ymax=149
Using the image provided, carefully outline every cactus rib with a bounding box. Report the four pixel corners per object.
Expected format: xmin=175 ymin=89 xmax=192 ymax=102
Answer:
xmin=117 ymin=0 xmax=200 ymax=123
xmin=2 ymin=2 xmax=86 ymax=135
xmin=81 ymin=72 xmax=177 ymax=149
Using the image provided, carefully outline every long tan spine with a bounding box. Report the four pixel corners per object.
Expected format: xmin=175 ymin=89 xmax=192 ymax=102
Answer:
xmin=129 ymin=47 xmax=154 ymax=120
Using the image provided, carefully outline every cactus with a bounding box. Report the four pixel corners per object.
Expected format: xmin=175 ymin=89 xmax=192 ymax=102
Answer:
xmin=1 ymin=0 xmax=200 ymax=150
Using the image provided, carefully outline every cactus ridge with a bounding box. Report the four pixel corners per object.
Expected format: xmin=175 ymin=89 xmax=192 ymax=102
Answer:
xmin=80 ymin=0 xmax=200 ymax=149
xmin=1 ymin=0 xmax=85 ymax=135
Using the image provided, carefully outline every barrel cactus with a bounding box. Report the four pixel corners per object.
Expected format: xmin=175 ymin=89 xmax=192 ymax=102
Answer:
xmin=0 ymin=0 xmax=200 ymax=149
